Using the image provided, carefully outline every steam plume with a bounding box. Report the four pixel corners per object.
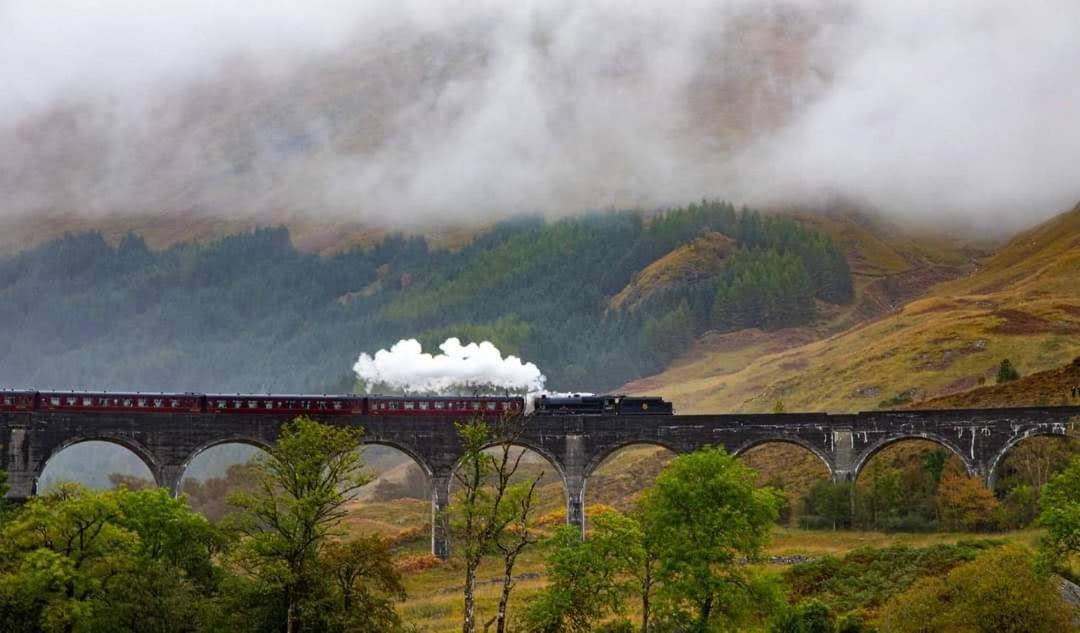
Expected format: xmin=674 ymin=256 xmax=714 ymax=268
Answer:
xmin=352 ymin=338 xmax=546 ymax=395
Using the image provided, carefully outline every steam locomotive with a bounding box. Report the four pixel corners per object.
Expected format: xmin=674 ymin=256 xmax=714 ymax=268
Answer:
xmin=0 ymin=390 xmax=673 ymax=417
xmin=533 ymin=394 xmax=674 ymax=415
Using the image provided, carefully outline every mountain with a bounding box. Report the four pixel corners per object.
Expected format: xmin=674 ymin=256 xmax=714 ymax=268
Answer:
xmin=628 ymin=203 xmax=1080 ymax=413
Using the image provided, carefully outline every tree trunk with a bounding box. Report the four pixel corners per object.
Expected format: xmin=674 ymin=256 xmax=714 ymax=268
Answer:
xmin=696 ymin=595 xmax=713 ymax=633
xmin=495 ymin=557 xmax=515 ymax=633
xmin=640 ymin=593 xmax=651 ymax=633
xmin=463 ymin=561 xmax=478 ymax=633
xmin=286 ymin=589 xmax=296 ymax=633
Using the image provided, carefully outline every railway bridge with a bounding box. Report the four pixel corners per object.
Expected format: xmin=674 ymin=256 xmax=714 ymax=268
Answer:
xmin=2 ymin=406 xmax=1077 ymax=558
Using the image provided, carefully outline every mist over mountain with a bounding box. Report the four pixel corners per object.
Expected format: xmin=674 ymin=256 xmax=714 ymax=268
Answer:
xmin=2 ymin=1 xmax=1078 ymax=232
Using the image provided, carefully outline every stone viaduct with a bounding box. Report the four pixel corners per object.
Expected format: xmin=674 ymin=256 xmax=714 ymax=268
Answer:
xmin=2 ymin=406 xmax=1078 ymax=558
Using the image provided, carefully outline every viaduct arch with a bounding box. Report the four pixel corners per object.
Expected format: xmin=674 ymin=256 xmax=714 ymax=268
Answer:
xmin=3 ymin=405 xmax=1077 ymax=559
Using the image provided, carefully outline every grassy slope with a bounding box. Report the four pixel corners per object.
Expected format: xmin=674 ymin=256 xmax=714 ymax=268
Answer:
xmin=609 ymin=232 xmax=735 ymax=311
xmin=630 ymin=204 xmax=1080 ymax=413
xmin=918 ymin=356 xmax=1080 ymax=409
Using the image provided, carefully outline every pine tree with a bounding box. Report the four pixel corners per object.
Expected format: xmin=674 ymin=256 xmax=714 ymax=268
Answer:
xmin=997 ymin=358 xmax=1021 ymax=383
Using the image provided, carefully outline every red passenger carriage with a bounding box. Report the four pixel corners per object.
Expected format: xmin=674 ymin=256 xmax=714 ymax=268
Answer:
xmin=367 ymin=395 xmax=524 ymax=416
xmin=37 ymin=391 xmax=203 ymax=413
xmin=205 ymin=394 xmax=365 ymax=416
xmin=0 ymin=390 xmax=37 ymax=411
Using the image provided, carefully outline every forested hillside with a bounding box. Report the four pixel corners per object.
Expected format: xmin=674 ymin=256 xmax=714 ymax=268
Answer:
xmin=0 ymin=202 xmax=851 ymax=393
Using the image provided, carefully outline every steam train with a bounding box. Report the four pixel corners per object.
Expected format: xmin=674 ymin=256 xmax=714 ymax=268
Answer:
xmin=533 ymin=394 xmax=674 ymax=415
xmin=0 ymin=390 xmax=673 ymax=417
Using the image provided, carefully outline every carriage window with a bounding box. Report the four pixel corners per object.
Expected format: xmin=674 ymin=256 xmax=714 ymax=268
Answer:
xmin=214 ymin=400 xmax=225 ymax=409
xmin=50 ymin=397 xmax=60 ymax=406
xmin=170 ymin=399 xmax=180 ymax=408
xmin=434 ymin=401 xmax=446 ymax=409
xmin=333 ymin=402 xmax=343 ymax=410
xmin=264 ymin=401 xmax=274 ymax=409
xmin=2 ymin=397 xmax=10 ymax=406
xmin=419 ymin=401 xmax=430 ymax=410
xmin=404 ymin=401 xmax=415 ymax=410
xmin=389 ymin=402 xmax=398 ymax=410
xmin=121 ymin=399 xmax=132 ymax=407
xmin=471 ymin=402 xmax=480 ymax=410
xmin=486 ymin=402 xmax=496 ymax=411
xmin=137 ymin=399 xmax=147 ymax=407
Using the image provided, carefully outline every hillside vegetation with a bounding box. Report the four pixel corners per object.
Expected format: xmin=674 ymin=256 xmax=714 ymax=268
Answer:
xmin=918 ymin=356 xmax=1080 ymax=409
xmin=0 ymin=201 xmax=851 ymax=394
xmin=630 ymin=203 xmax=1080 ymax=412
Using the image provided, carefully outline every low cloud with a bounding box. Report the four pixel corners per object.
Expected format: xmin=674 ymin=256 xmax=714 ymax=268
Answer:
xmin=2 ymin=1 xmax=1078 ymax=231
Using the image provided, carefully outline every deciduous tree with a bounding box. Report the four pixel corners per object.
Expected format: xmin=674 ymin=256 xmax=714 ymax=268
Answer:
xmin=637 ymin=447 xmax=783 ymax=631
xmin=936 ymin=473 xmax=999 ymax=531
xmin=1037 ymin=455 xmax=1080 ymax=573
xmin=451 ymin=415 xmax=543 ymax=633
xmin=523 ymin=511 xmax=644 ymax=633
xmin=227 ymin=416 xmax=372 ymax=633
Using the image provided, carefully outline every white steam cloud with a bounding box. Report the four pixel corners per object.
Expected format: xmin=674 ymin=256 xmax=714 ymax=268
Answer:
xmin=2 ymin=1 xmax=1079 ymax=231
xmin=352 ymin=338 xmax=546 ymax=395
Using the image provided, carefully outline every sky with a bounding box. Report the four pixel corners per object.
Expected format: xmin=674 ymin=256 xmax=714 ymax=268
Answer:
xmin=1 ymin=0 xmax=1078 ymax=232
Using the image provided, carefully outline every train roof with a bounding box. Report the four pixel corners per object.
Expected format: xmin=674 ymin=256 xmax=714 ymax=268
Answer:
xmin=204 ymin=393 xmax=363 ymax=398
xmin=366 ymin=394 xmax=522 ymax=400
xmin=38 ymin=390 xmax=200 ymax=396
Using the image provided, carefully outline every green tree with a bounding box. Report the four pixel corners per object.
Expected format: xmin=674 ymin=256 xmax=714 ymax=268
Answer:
xmin=1037 ymin=455 xmax=1080 ymax=574
xmin=801 ymin=481 xmax=852 ymax=530
xmin=452 ymin=416 xmax=543 ymax=633
xmin=996 ymin=358 xmax=1020 ymax=383
xmin=920 ymin=449 xmax=947 ymax=486
xmin=638 ymin=447 xmax=783 ymax=631
xmin=318 ymin=536 xmax=406 ymax=632
xmin=227 ymin=416 xmax=372 ymax=633
xmin=879 ymin=545 xmax=1074 ymax=633
xmin=855 ymin=463 xmax=904 ymax=529
xmin=523 ymin=512 xmax=643 ymax=633
xmin=0 ymin=484 xmax=221 ymax=633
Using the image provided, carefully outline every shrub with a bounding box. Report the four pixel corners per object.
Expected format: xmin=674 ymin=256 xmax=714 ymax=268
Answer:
xmin=771 ymin=599 xmax=833 ymax=633
xmin=879 ymin=545 xmax=1075 ymax=632
xmin=783 ymin=541 xmax=1002 ymax=615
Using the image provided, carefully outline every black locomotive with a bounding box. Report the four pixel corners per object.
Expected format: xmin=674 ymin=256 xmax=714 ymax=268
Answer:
xmin=533 ymin=394 xmax=674 ymax=415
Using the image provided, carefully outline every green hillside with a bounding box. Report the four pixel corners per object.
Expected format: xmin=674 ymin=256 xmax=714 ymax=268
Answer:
xmin=0 ymin=202 xmax=851 ymax=393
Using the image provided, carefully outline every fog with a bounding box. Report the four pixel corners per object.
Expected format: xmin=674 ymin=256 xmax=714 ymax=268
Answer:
xmin=2 ymin=0 xmax=1078 ymax=231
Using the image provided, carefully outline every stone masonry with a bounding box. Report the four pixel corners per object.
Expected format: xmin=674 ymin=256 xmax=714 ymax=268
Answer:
xmin=3 ymin=406 xmax=1077 ymax=559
